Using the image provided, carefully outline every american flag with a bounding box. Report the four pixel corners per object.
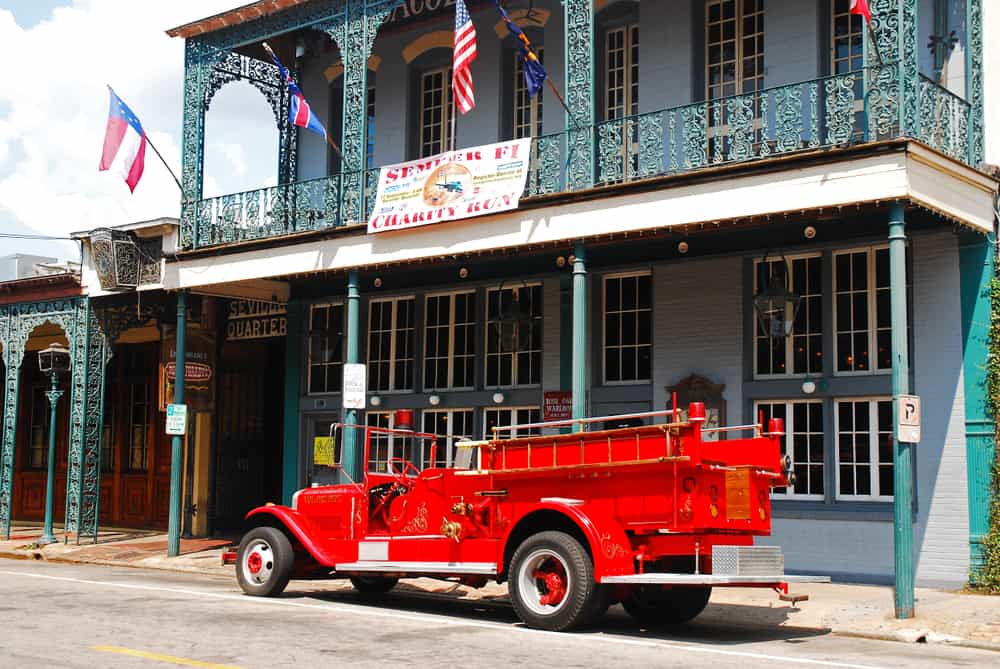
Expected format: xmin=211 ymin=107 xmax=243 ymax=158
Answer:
xmin=453 ymin=0 xmax=478 ymax=115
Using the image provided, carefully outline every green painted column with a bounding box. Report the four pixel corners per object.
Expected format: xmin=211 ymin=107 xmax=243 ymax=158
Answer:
xmin=282 ymin=301 xmax=304 ymax=505
xmin=959 ymin=231 xmax=995 ymax=581
xmin=167 ymin=291 xmax=187 ymax=558
xmin=572 ymin=243 xmax=587 ymax=430
xmin=39 ymin=373 xmax=63 ymax=546
xmin=888 ymin=205 xmax=914 ymax=618
xmin=343 ymin=271 xmax=361 ymax=479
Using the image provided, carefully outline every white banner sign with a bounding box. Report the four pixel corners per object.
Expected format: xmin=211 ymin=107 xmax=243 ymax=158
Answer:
xmin=342 ymin=363 xmax=367 ymax=410
xmin=367 ymin=138 xmax=532 ymax=234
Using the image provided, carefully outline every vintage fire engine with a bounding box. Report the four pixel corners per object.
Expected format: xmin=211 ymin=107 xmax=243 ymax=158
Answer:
xmin=235 ymin=402 xmax=828 ymax=631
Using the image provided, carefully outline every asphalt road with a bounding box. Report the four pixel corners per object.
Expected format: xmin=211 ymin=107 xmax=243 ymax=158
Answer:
xmin=0 ymin=560 xmax=995 ymax=668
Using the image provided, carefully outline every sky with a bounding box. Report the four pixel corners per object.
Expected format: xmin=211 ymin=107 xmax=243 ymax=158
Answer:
xmin=0 ymin=0 xmax=278 ymax=262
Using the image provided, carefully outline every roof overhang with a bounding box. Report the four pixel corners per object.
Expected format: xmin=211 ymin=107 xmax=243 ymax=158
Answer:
xmin=164 ymin=140 xmax=998 ymax=292
xmin=71 ymin=217 xmax=179 ymax=241
xmin=166 ymin=0 xmax=311 ymax=39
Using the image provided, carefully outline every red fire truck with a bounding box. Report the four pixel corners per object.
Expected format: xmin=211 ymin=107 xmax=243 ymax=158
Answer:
xmin=234 ymin=402 xmax=828 ymax=631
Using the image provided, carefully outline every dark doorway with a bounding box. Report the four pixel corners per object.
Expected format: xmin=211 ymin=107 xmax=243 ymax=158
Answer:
xmin=212 ymin=338 xmax=285 ymax=532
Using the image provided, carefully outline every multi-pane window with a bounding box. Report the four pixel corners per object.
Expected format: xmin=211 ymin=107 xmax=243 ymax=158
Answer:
xmin=604 ymin=273 xmax=652 ymax=383
xmin=706 ymin=0 xmax=765 ymax=100
xmin=832 ymin=0 xmax=864 ymax=74
xmin=419 ymin=67 xmax=453 ymax=158
xmin=424 ymin=292 xmax=476 ymax=391
xmin=754 ymin=255 xmax=823 ymax=376
xmin=486 ymin=284 xmax=543 ymax=387
xmin=421 ymin=409 xmax=475 ymax=468
xmin=836 ymin=398 xmax=893 ymax=499
xmin=101 ymin=382 xmax=114 ymax=472
xmin=127 ymin=353 xmax=152 ymax=472
xmin=366 ymin=411 xmax=395 ymax=473
xmin=834 ymin=247 xmax=906 ymax=373
xmin=484 ymin=407 xmax=542 ymax=440
xmin=28 ymin=386 xmax=49 ymax=469
xmin=604 ymin=26 xmax=639 ymax=121
xmin=368 ymin=297 xmax=416 ymax=392
xmin=514 ymin=47 xmax=544 ymax=139
xmin=308 ymin=303 xmax=344 ymax=394
xmin=755 ymin=400 xmax=824 ymax=499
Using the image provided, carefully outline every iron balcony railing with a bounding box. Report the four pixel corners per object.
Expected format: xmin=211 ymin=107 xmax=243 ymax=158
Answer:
xmin=183 ymin=67 xmax=972 ymax=251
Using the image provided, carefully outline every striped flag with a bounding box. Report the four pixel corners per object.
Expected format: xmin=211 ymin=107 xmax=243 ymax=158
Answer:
xmin=453 ymin=0 xmax=478 ymax=115
xmin=99 ymin=87 xmax=146 ymax=193
xmin=263 ymin=43 xmax=328 ymax=139
xmin=849 ymin=0 xmax=872 ymax=23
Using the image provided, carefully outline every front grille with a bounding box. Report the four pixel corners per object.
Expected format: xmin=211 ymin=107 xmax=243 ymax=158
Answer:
xmin=711 ymin=545 xmax=784 ymax=576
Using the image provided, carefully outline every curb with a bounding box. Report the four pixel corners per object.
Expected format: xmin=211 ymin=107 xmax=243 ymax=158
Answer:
xmin=833 ymin=629 xmax=1000 ymax=653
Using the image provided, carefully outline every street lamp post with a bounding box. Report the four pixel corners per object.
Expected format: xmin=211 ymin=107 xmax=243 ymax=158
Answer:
xmin=37 ymin=342 xmax=70 ymax=545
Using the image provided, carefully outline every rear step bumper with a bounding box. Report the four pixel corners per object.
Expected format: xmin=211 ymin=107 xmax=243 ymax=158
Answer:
xmin=600 ymin=574 xmax=830 ymax=585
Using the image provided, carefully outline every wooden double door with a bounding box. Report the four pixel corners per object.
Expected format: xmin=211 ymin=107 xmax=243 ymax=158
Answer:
xmin=98 ymin=342 xmax=172 ymax=529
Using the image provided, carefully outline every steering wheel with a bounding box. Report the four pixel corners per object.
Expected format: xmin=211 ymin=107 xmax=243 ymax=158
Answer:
xmin=388 ymin=457 xmax=421 ymax=489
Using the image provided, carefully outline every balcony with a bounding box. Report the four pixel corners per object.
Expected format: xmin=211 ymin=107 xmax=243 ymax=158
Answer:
xmin=172 ymin=0 xmax=984 ymax=252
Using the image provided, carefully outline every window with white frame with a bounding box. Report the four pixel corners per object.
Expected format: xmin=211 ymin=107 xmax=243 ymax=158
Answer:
xmin=421 ymin=409 xmax=475 ymax=468
xmin=604 ymin=273 xmax=652 ymax=383
xmin=755 ymin=400 xmax=824 ymax=499
xmin=424 ymin=292 xmax=476 ymax=391
xmin=368 ymin=297 xmax=416 ymax=392
xmin=419 ymin=66 xmax=453 ymax=158
xmin=514 ymin=47 xmax=544 ymax=139
xmin=366 ymin=411 xmax=394 ymax=473
xmin=308 ymin=303 xmax=344 ymax=394
xmin=486 ymin=284 xmax=543 ymax=387
xmin=834 ymin=247 xmax=906 ymax=373
xmin=836 ymin=398 xmax=893 ymax=499
xmin=484 ymin=407 xmax=542 ymax=440
xmin=706 ymin=0 xmax=764 ymax=100
xmin=832 ymin=0 xmax=864 ymax=75
xmin=604 ymin=25 xmax=638 ymax=122
xmin=754 ymin=255 xmax=823 ymax=376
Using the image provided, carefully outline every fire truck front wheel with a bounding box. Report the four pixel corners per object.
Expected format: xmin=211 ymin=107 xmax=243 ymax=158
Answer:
xmin=622 ymin=585 xmax=712 ymax=626
xmin=236 ymin=527 xmax=294 ymax=597
xmin=509 ymin=531 xmax=600 ymax=632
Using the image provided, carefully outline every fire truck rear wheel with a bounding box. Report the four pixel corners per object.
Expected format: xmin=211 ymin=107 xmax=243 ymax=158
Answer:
xmin=622 ymin=585 xmax=712 ymax=626
xmin=236 ymin=527 xmax=294 ymax=597
xmin=509 ymin=531 xmax=599 ymax=632
xmin=350 ymin=575 xmax=399 ymax=596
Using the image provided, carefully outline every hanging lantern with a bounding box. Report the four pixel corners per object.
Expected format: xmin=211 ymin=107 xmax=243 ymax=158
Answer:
xmin=90 ymin=228 xmax=141 ymax=291
xmin=753 ymin=251 xmax=802 ymax=339
xmin=37 ymin=342 xmax=71 ymax=377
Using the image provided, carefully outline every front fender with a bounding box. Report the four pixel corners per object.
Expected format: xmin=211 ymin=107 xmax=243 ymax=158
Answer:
xmin=503 ymin=502 xmax=634 ymax=578
xmin=244 ymin=506 xmax=335 ymax=566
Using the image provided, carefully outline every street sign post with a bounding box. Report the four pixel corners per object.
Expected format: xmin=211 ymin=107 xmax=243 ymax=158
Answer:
xmin=166 ymin=403 xmax=188 ymax=436
xmin=896 ymin=395 xmax=921 ymax=444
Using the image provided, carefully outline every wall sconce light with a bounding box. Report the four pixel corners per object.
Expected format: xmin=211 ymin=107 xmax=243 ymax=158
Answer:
xmin=803 ymin=226 xmax=817 ymax=240
xmin=492 ymin=392 xmax=505 ymax=404
xmin=370 ymin=395 xmax=382 ymax=407
xmin=428 ymin=394 xmax=441 ymax=406
xmin=373 ymin=277 xmax=383 ymax=289
xmin=677 ymin=241 xmax=690 ymax=254
xmin=458 ymin=267 xmax=469 ymax=279
xmin=567 ymin=255 xmax=576 ymax=266
xmin=801 ymin=380 xmax=817 ymax=395
xmin=555 ymin=255 xmax=567 ymax=268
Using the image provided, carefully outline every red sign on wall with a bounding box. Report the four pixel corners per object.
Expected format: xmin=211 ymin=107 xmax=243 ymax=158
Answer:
xmin=543 ymin=391 xmax=573 ymax=422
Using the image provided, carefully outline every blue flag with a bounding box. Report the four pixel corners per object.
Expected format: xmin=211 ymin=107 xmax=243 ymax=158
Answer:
xmin=263 ymin=43 xmax=328 ymax=139
xmin=493 ymin=0 xmax=547 ymax=97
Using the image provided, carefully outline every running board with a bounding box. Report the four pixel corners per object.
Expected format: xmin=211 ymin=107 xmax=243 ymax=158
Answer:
xmin=600 ymin=574 xmax=831 ymax=585
xmin=333 ymin=561 xmax=498 ymax=575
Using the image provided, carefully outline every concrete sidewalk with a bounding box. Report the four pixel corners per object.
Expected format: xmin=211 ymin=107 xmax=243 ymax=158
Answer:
xmin=3 ymin=524 xmax=998 ymax=651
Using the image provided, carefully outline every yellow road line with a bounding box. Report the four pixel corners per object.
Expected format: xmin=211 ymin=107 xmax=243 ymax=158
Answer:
xmin=90 ymin=645 xmax=244 ymax=669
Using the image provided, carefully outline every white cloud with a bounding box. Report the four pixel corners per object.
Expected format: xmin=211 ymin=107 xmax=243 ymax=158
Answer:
xmin=0 ymin=0 xmax=280 ymax=254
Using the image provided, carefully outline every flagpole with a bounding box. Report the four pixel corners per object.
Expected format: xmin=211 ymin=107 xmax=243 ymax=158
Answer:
xmin=145 ymin=133 xmax=183 ymax=194
xmin=450 ymin=81 xmax=458 ymax=153
xmin=867 ymin=22 xmax=884 ymax=68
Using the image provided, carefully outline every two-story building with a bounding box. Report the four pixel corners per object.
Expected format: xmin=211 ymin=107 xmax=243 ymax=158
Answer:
xmin=1 ymin=0 xmax=996 ymax=589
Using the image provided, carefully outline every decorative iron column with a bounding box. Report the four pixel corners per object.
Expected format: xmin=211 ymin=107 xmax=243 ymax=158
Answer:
xmin=168 ymin=291 xmax=188 ymax=558
xmin=959 ymin=230 xmax=995 ymax=582
xmin=867 ymin=0 xmax=919 ymax=141
xmin=966 ymin=0 xmax=984 ymax=165
xmin=572 ymin=243 xmax=587 ymax=430
xmin=343 ymin=271 xmax=362 ymax=479
xmin=563 ymin=0 xmax=594 ymax=191
xmin=888 ymin=205 xmax=914 ymax=619
xmin=0 ymin=309 xmax=15 ymax=540
xmin=180 ymin=39 xmax=213 ymax=249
